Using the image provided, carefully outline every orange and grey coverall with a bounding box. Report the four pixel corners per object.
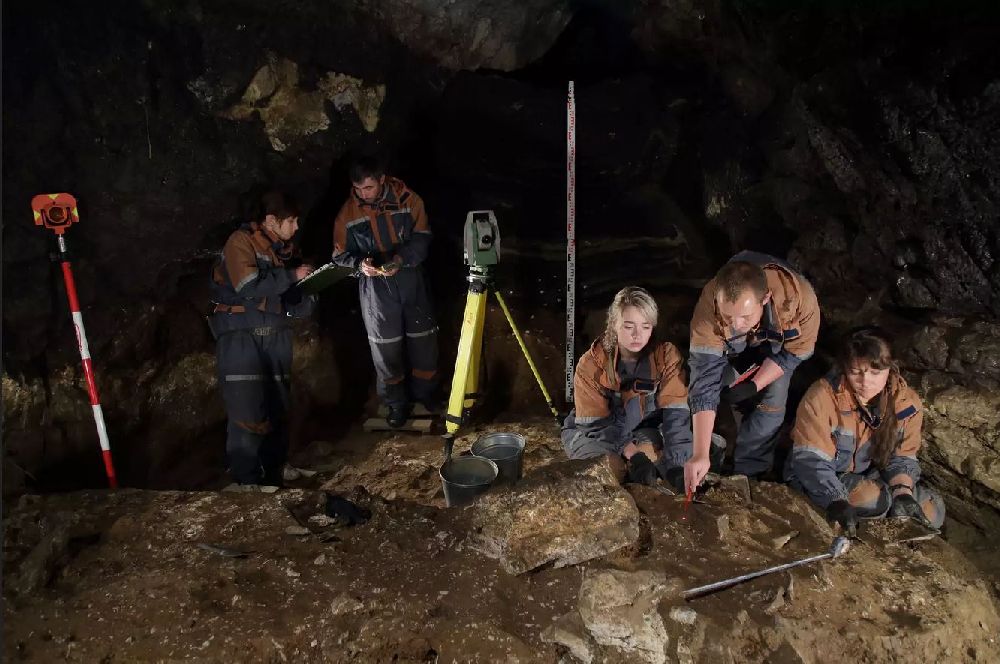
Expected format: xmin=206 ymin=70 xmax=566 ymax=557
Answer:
xmin=332 ymin=177 xmax=438 ymax=408
xmin=561 ymin=339 xmax=693 ymax=472
xmin=689 ymin=251 xmax=820 ymax=476
xmin=209 ymin=222 xmax=315 ymax=485
xmin=786 ymin=372 xmax=945 ymax=528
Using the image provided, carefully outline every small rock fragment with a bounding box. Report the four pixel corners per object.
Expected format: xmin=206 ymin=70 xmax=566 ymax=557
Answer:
xmin=764 ymin=587 xmax=785 ymax=615
xmin=669 ymin=606 xmax=698 ymax=625
xmin=540 ymin=612 xmax=595 ymax=664
xmin=330 ymin=594 xmax=364 ymax=616
xmin=715 ymin=514 xmax=731 ymax=540
xmin=771 ymin=530 xmax=799 ymax=550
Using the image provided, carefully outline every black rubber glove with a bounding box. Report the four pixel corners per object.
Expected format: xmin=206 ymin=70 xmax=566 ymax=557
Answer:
xmin=888 ymin=493 xmax=931 ymax=526
xmin=723 ymin=381 xmax=759 ymax=404
xmin=826 ymin=499 xmax=858 ymax=536
xmin=627 ymin=452 xmax=660 ymax=486
xmin=324 ymin=493 xmax=371 ymax=526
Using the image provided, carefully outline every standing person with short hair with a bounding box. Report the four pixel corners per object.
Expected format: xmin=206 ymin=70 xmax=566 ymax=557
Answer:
xmin=209 ymin=190 xmax=315 ymax=488
xmin=562 ymin=287 xmax=693 ymax=485
xmin=787 ymin=327 xmax=944 ymax=533
xmin=685 ymin=251 xmax=821 ymax=491
xmin=331 ymin=157 xmax=439 ymax=427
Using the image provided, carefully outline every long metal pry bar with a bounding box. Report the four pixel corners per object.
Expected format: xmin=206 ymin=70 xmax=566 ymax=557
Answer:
xmin=682 ymin=536 xmax=851 ymax=600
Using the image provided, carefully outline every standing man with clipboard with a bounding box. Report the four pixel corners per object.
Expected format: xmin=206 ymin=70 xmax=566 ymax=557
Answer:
xmin=685 ymin=252 xmax=821 ymax=491
xmin=331 ymin=156 xmax=439 ymax=428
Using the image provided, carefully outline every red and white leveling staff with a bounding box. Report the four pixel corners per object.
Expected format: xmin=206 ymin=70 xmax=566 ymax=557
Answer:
xmin=565 ymin=80 xmax=576 ymax=403
xmin=31 ymin=193 xmax=118 ymax=488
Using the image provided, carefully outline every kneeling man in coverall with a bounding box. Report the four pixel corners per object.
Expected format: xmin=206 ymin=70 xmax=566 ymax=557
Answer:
xmin=210 ymin=191 xmax=315 ymax=487
xmin=685 ymin=251 xmax=820 ymax=492
xmin=331 ymin=157 xmax=439 ymax=427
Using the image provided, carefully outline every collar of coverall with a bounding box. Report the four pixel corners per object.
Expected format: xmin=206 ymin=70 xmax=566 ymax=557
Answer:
xmin=249 ymin=221 xmax=291 ymax=258
xmin=827 ymin=370 xmax=906 ymax=421
xmin=601 ymin=340 xmax=656 ymax=391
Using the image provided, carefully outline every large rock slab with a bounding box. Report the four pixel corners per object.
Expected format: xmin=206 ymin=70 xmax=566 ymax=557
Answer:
xmin=577 ymin=569 xmax=672 ymax=664
xmin=469 ymin=458 xmax=640 ymax=575
xmin=893 ymin=318 xmax=1000 ymax=530
xmin=922 ymin=381 xmax=1000 ymax=515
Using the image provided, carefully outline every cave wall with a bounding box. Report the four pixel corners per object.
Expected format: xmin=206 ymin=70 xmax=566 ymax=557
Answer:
xmin=3 ymin=0 xmax=1000 ymax=532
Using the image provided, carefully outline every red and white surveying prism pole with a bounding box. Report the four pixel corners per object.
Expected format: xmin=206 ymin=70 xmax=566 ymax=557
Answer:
xmin=31 ymin=193 xmax=118 ymax=488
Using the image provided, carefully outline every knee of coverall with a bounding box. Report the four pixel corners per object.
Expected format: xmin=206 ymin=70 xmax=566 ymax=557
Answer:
xmin=368 ymin=336 xmax=407 ymax=380
xmin=914 ymin=484 xmax=946 ymax=530
xmin=216 ymin=332 xmax=274 ymax=431
xmin=562 ymin=432 xmax=620 ymax=460
xmin=221 ymin=378 xmax=273 ymax=435
xmin=561 ymin=417 xmax=628 ymax=460
xmin=406 ymin=330 xmax=439 ymax=372
xmin=845 ymin=475 xmax=891 ymax=517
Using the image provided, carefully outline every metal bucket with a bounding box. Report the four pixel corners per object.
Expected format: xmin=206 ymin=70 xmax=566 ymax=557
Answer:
xmin=471 ymin=432 xmax=526 ymax=485
xmin=440 ymin=455 xmax=499 ymax=507
xmin=710 ymin=433 xmax=727 ymax=469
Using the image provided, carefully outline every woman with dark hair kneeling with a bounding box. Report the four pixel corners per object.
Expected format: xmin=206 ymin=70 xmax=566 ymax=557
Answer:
xmin=561 ymin=287 xmax=693 ymax=486
xmin=786 ymin=327 xmax=945 ymax=534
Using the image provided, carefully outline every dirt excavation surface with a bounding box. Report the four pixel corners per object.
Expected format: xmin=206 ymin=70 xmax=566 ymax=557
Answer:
xmin=4 ymin=422 xmax=1000 ymax=663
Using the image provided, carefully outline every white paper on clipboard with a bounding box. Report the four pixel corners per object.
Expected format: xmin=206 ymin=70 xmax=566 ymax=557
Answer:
xmin=295 ymin=262 xmax=355 ymax=295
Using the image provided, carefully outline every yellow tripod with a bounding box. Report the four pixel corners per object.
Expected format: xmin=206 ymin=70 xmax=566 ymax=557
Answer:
xmin=445 ymin=211 xmax=560 ymax=435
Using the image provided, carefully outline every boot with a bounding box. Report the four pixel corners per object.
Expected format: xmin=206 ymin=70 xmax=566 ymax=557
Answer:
xmin=386 ymin=403 xmax=411 ymax=428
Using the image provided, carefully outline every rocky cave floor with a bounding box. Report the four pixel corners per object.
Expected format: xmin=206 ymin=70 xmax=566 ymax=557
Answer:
xmin=4 ymin=421 xmax=1000 ymax=664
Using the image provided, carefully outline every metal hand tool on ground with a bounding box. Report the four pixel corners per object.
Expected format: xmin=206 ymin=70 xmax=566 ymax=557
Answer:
xmin=649 ymin=481 xmax=716 ymax=506
xmin=682 ymin=536 xmax=851 ymax=600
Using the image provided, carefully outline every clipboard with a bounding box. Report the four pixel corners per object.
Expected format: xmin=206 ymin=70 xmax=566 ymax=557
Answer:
xmin=728 ymin=363 xmax=760 ymax=388
xmin=295 ymin=262 xmax=355 ymax=295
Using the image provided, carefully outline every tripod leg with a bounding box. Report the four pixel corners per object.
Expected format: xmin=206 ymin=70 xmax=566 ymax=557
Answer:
xmin=494 ymin=291 xmax=560 ymax=422
xmin=465 ymin=294 xmax=485 ymax=411
xmin=446 ymin=289 xmax=487 ymax=434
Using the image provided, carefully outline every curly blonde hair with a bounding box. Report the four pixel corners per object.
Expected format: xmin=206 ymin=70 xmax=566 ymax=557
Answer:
xmin=602 ymin=287 xmax=658 ymax=354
